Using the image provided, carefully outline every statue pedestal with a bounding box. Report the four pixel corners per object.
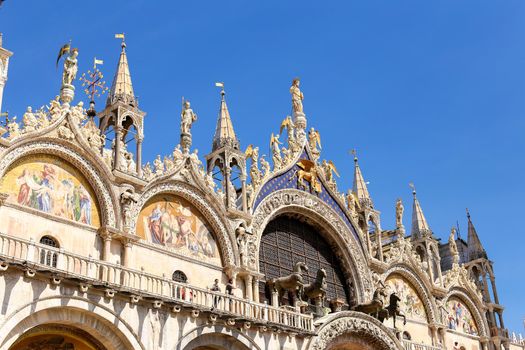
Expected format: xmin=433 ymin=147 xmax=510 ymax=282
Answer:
xmin=180 ymin=132 xmax=192 ymax=154
xmin=293 ymin=112 xmax=307 ymax=143
xmin=329 ymin=298 xmax=346 ymax=313
xmin=60 ymin=84 xmax=75 ymax=107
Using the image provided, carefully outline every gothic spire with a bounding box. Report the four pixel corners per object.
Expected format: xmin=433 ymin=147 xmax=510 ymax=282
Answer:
xmin=466 ymin=209 xmax=487 ymax=261
xmin=212 ymin=85 xmax=239 ymax=151
xmin=410 ymin=185 xmax=432 ymax=239
xmin=352 ymin=153 xmax=372 ymax=207
xmin=107 ymin=39 xmax=136 ymax=107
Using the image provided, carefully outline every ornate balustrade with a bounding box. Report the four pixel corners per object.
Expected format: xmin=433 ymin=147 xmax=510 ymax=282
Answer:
xmin=0 ymin=233 xmax=314 ymax=333
xmin=402 ymin=340 xmax=442 ymax=350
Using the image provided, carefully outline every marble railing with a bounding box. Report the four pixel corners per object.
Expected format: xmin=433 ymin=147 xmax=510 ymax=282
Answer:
xmin=0 ymin=233 xmax=314 ymax=332
xmin=402 ymin=340 xmax=442 ymax=350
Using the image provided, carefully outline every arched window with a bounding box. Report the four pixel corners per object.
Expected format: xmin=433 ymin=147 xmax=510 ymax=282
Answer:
xmin=259 ymin=215 xmax=350 ymax=308
xmin=39 ymin=236 xmax=59 ymax=267
xmin=172 ymin=270 xmax=188 ymax=283
xmin=402 ymin=331 xmax=411 ymax=340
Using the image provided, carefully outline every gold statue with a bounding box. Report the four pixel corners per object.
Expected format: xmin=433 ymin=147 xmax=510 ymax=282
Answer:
xmin=290 ymin=78 xmax=304 ymax=114
xmin=322 ymin=159 xmax=339 ymax=183
xmin=295 ymin=159 xmax=322 ymax=193
xmin=270 ymin=133 xmax=283 ymax=170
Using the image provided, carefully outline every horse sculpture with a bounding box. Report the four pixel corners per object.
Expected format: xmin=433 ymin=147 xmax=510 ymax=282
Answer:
xmin=302 ymin=268 xmax=327 ymax=301
xmin=267 ymin=262 xmax=309 ymax=305
xmin=387 ymin=292 xmax=407 ymax=328
xmin=352 ymin=286 xmax=388 ymax=320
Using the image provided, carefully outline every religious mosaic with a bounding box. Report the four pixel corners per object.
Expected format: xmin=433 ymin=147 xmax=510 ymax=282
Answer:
xmin=0 ymin=155 xmax=100 ymax=226
xmin=137 ymin=195 xmax=220 ymax=265
xmin=446 ymin=297 xmax=478 ymax=336
xmin=385 ymin=275 xmax=427 ymax=322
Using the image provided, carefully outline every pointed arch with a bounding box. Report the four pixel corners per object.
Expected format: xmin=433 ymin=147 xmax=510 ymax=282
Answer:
xmin=0 ymin=140 xmax=118 ymax=228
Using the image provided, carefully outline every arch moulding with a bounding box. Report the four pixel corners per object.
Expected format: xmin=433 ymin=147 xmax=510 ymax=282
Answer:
xmin=308 ymin=311 xmax=403 ymax=350
xmin=443 ymin=287 xmax=489 ymax=338
xmin=383 ymin=264 xmax=438 ymax=324
xmin=251 ymin=189 xmax=372 ymax=303
xmin=175 ymin=324 xmax=260 ymax=350
xmin=129 ymin=181 xmax=237 ymax=267
xmin=0 ymin=296 xmax=143 ymax=350
xmin=0 ymin=139 xmax=117 ymax=228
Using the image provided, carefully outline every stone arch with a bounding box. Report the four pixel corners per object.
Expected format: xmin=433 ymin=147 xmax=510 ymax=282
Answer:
xmin=443 ymin=287 xmax=489 ymax=338
xmin=251 ymin=189 xmax=371 ymax=303
xmin=175 ymin=325 xmax=260 ymax=350
xmin=0 ymin=140 xmax=117 ymax=228
xmin=308 ymin=311 xmax=403 ymax=350
xmin=130 ymin=181 xmax=237 ymax=267
xmin=383 ymin=264 xmax=438 ymax=324
xmin=0 ymin=296 xmax=143 ymax=350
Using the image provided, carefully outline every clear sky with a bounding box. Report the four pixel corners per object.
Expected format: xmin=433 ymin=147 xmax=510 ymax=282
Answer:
xmin=1 ymin=0 xmax=524 ymax=334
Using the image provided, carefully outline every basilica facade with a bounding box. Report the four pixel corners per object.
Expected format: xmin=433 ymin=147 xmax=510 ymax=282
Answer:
xmin=0 ymin=34 xmax=522 ymax=350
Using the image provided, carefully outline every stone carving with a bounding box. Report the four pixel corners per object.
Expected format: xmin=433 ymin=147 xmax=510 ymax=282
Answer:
xmin=226 ymin=178 xmax=237 ymax=209
xmin=310 ymin=312 xmax=402 ymax=350
xmin=269 ymin=133 xmax=282 ymax=170
xmin=70 ymin=101 xmax=86 ymax=124
xmin=7 ymin=117 xmax=20 ymax=140
xmin=163 ymin=155 xmax=174 ymax=171
xmin=172 ymin=144 xmax=184 ymax=165
xmin=49 ymin=95 xmax=63 ymax=119
xmin=245 ymin=145 xmax=261 ymax=187
xmin=321 ymin=159 xmax=339 ymax=185
xmin=308 ymin=127 xmax=321 ymax=161
xmin=236 ymin=222 xmax=256 ymax=269
xmin=82 ymin=119 xmax=105 ymax=153
xmin=62 ymin=48 xmax=79 ymax=87
xmin=180 ymin=100 xmax=197 ymax=135
xmin=205 ymin=172 xmax=216 ymax=192
xmin=290 ymin=78 xmax=304 ymax=114
xmin=120 ymin=188 xmax=140 ymax=232
xmin=280 ymin=115 xmax=298 ymax=152
xmin=396 ymin=198 xmax=404 ymax=229
xmin=449 ymin=227 xmax=459 ymax=265
xmin=143 ymin=162 xmax=154 ymax=180
xmin=57 ymin=122 xmax=75 ymax=140
xmin=260 ymin=155 xmax=271 ymax=178
xmin=346 ymin=190 xmax=361 ymax=222
xmin=153 ymin=155 xmax=164 ymax=176
xmin=22 ymin=107 xmax=38 ymax=132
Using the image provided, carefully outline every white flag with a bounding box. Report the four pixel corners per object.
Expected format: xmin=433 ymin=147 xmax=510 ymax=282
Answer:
xmin=215 ymin=82 xmax=224 ymax=88
xmin=115 ymin=33 xmax=125 ymax=40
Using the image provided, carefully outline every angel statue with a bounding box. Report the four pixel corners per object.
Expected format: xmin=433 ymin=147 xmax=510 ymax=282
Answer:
xmin=290 ymin=78 xmax=304 ymax=114
xmin=280 ymin=115 xmax=296 ymax=149
xmin=395 ymin=198 xmax=404 ymax=229
xmin=245 ymin=145 xmax=261 ymax=187
xmin=295 ymin=159 xmax=322 ymax=193
xmin=270 ymin=133 xmax=283 ymax=170
xmin=322 ymin=159 xmax=339 ymax=184
xmin=260 ymin=155 xmax=271 ymax=177
xmin=308 ymin=127 xmax=321 ymax=154
xmin=57 ymin=43 xmax=79 ymax=87
xmin=346 ymin=190 xmax=361 ymax=221
xmin=181 ymin=100 xmax=198 ymax=135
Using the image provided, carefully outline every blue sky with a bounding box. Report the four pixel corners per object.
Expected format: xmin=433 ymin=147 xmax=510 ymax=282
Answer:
xmin=1 ymin=0 xmax=524 ymax=333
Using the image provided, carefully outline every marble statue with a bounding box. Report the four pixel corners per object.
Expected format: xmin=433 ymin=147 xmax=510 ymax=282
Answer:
xmin=7 ymin=117 xmax=20 ymax=139
xmin=22 ymin=107 xmax=38 ymax=132
xmin=290 ymin=78 xmax=304 ymax=114
xmin=280 ymin=115 xmax=297 ymax=150
xmin=172 ymin=144 xmax=184 ymax=165
xmin=143 ymin=162 xmax=153 ymax=180
xmin=62 ymin=48 xmax=79 ymax=86
xmin=260 ymin=155 xmax=271 ymax=177
xmin=449 ymin=227 xmax=459 ymax=265
xmin=245 ymin=145 xmax=261 ymax=187
xmin=270 ymin=133 xmax=283 ymax=170
xmin=205 ymin=172 xmax=216 ymax=192
xmin=164 ymin=156 xmax=174 ymax=171
xmin=395 ymin=198 xmax=404 ymax=228
xmin=180 ymin=100 xmax=197 ymax=135
xmin=48 ymin=96 xmax=62 ymax=119
xmin=153 ymin=155 xmax=164 ymax=176
xmin=126 ymin=152 xmax=136 ymax=173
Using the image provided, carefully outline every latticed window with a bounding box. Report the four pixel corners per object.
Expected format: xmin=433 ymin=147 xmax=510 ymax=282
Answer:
xmin=259 ymin=216 xmax=350 ymax=306
xmin=39 ymin=235 xmax=59 ymax=267
xmin=172 ymin=270 xmax=188 ymax=283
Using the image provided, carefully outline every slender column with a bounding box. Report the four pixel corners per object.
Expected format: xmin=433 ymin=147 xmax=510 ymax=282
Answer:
xmin=136 ymin=136 xmax=143 ymax=176
xmin=375 ymin=225 xmax=383 ymax=261
xmin=490 ymin=277 xmax=500 ymax=304
xmin=241 ymin=174 xmax=247 ymax=212
xmin=426 ymin=244 xmax=435 ymax=282
xmin=122 ymin=240 xmax=132 ymax=267
xmin=114 ymin=126 xmax=123 ymax=171
xmin=252 ymin=277 xmax=260 ymax=303
xmin=245 ymin=275 xmax=253 ymax=301
xmin=224 ymin=168 xmax=232 ymax=209
xmin=0 ymin=80 xmax=5 ymax=115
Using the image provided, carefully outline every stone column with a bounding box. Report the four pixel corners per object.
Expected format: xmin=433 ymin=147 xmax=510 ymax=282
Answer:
xmin=245 ymin=275 xmax=253 ymax=301
xmin=375 ymin=226 xmax=383 ymax=261
xmin=0 ymin=79 xmax=5 ymax=115
xmin=429 ymin=325 xmax=438 ymax=346
xmin=136 ymin=136 xmax=143 ymax=177
xmin=122 ymin=240 xmax=132 ymax=267
xmin=114 ymin=126 xmax=123 ymax=171
xmin=224 ymin=167 xmax=232 ymax=209
xmin=490 ymin=277 xmax=500 ymax=305
xmin=240 ymin=173 xmax=247 ymax=212
xmin=252 ymin=277 xmax=260 ymax=303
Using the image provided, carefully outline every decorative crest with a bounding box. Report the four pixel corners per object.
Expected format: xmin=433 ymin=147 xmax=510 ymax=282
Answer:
xmin=80 ymin=58 xmax=109 ymax=118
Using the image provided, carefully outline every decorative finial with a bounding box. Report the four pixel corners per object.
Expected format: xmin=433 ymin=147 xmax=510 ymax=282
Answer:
xmin=350 ymin=149 xmax=358 ymax=162
xmin=115 ymin=33 xmax=126 ymax=48
xmin=466 ymin=207 xmax=471 ymax=219
xmin=80 ymin=58 xmax=109 ymax=118
xmin=409 ymin=182 xmax=416 ymax=196
xmin=215 ymin=82 xmax=225 ymax=100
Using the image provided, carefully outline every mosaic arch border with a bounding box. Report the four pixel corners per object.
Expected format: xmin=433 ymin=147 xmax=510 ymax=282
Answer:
xmin=308 ymin=311 xmax=403 ymax=350
xmin=0 ymin=140 xmax=117 ymax=227
xmin=0 ymin=295 xmax=143 ymax=350
xmin=384 ymin=264 xmax=438 ymax=324
xmin=443 ymin=287 xmax=489 ymax=338
xmin=175 ymin=325 xmax=261 ymax=350
xmin=251 ymin=189 xmax=372 ymax=302
xmin=129 ymin=181 xmax=237 ymax=267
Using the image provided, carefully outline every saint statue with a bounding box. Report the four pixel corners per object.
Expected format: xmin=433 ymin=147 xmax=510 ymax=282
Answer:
xmin=395 ymin=198 xmax=404 ymax=228
xmin=180 ymin=100 xmax=197 ymax=135
xmin=290 ymin=78 xmax=304 ymax=114
xmin=62 ymin=48 xmax=79 ymax=86
xmin=449 ymin=227 xmax=459 ymax=265
xmin=22 ymin=107 xmax=38 ymax=132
